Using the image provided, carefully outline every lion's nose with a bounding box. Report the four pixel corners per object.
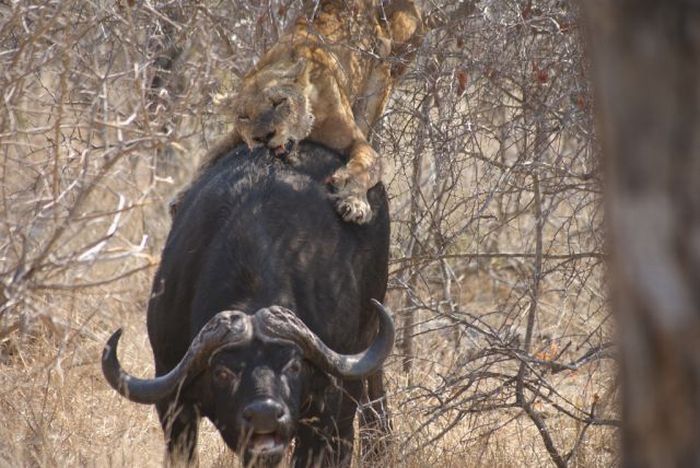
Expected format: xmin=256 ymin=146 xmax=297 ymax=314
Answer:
xmin=254 ymin=130 xmax=276 ymax=145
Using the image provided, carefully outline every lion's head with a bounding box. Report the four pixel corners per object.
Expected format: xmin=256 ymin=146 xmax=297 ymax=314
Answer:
xmin=233 ymin=60 xmax=314 ymax=156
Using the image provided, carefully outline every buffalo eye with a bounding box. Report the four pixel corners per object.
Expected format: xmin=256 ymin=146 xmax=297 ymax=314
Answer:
xmin=272 ymin=98 xmax=287 ymax=108
xmin=213 ymin=366 xmax=237 ymax=386
xmin=237 ymin=114 xmax=250 ymax=122
xmin=285 ymin=359 xmax=302 ymax=376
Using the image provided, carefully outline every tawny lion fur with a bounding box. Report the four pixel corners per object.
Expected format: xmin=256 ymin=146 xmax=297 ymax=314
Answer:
xmin=176 ymin=0 xmax=423 ymax=223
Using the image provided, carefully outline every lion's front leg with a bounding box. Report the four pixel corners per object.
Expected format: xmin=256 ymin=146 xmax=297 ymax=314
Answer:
xmin=330 ymin=139 xmax=381 ymax=224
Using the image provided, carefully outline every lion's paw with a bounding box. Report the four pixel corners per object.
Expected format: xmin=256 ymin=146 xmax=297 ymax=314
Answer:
xmin=334 ymin=192 xmax=373 ymax=224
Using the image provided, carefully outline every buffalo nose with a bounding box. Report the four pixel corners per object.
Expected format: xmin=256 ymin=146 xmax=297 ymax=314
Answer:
xmin=242 ymin=399 xmax=286 ymax=433
xmin=253 ymin=130 xmax=276 ymax=145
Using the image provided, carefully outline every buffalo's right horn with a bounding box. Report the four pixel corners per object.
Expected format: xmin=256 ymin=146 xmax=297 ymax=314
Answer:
xmin=101 ymin=310 xmax=253 ymax=404
xmin=253 ymin=299 xmax=395 ymax=380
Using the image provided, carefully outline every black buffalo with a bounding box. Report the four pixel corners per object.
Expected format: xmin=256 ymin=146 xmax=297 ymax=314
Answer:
xmin=102 ymin=142 xmax=393 ymax=467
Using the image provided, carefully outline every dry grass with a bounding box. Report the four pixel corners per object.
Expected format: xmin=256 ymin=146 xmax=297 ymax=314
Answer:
xmin=0 ymin=281 xmax=616 ymax=467
xmin=1 ymin=313 xmax=616 ymax=466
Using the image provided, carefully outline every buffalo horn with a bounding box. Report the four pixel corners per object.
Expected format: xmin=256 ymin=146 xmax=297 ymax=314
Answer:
xmin=101 ymin=310 xmax=253 ymax=404
xmin=253 ymin=299 xmax=395 ymax=379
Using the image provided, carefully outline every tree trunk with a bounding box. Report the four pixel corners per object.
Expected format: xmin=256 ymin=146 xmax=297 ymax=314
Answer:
xmin=582 ymin=2 xmax=700 ymax=466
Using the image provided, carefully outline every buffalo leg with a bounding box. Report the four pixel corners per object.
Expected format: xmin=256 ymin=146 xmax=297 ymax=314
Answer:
xmin=293 ymin=380 xmax=363 ymax=468
xmin=360 ymin=370 xmax=392 ymax=462
xmin=156 ymin=399 xmax=200 ymax=466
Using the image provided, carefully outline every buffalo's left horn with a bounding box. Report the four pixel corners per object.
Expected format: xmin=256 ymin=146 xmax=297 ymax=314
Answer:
xmin=253 ymin=299 xmax=394 ymax=380
xmin=101 ymin=310 xmax=253 ymax=404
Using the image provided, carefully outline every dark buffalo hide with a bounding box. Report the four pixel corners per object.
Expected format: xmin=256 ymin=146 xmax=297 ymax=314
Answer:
xmin=102 ymin=142 xmax=392 ymax=467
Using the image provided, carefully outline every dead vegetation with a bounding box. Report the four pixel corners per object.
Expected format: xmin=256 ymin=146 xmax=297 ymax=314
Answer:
xmin=0 ymin=1 xmax=616 ymax=466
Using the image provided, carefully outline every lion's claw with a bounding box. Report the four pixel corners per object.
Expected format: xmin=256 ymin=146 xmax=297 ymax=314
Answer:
xmin=334 ymin=193 xmax=372 ymax=224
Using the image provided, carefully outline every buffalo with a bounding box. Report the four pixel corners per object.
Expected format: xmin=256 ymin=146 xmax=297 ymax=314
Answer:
xmin=101 ymin=142 xmax=393 ymax=467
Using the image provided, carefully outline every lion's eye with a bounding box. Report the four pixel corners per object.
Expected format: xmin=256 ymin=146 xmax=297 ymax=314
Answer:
xmin=272 ymin=98 xmax=286 ymax=108
xmin=238 ymin=115 xmax=250 ymax=122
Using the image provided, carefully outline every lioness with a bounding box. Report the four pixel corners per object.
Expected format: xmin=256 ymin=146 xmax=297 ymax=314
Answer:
xmin=172 ymin=0 xmax=423 ymax=223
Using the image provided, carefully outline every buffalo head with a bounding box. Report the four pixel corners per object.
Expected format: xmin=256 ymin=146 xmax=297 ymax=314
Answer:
xmin=102 ymin=300 xmax=394 ymax=465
